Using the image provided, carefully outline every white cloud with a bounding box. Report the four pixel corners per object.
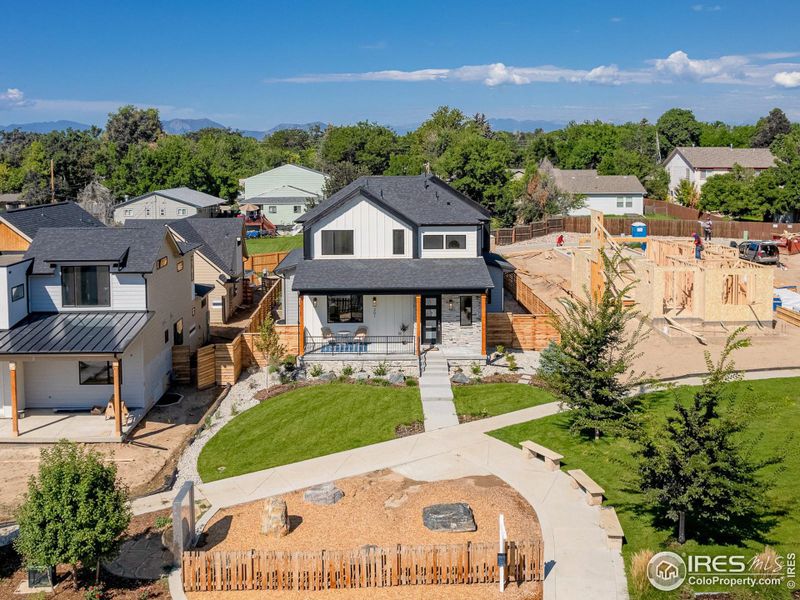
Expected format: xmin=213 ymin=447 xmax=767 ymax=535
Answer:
xmin=774 ymin=71 xmax=800 ymax=88
xmin=653 ymin=50 xmax=748 ymax=81
xmin=692 ymin=4 xmax=722 ymax=11
xmin=0 ymin=88 xmax=33 ymax=109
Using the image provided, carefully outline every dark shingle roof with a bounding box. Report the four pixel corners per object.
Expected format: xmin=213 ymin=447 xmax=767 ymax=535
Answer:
xmin=1 ymin=201 xmax=104 ymax=240
xmin=115 ymin=187 xmax=225 ymax=209
xmin=297 ymin=175 xmax=491 ymax=226
xmin=484 ymin=252 xmax=515 ymax=272
xmin=291 ymin=258 xmax=494 ymax=293
xmin=24 ymin=226 xmax=178 ymax=275
xmin=274 ymin=248 xmax=302 ymax=274
xmin=195 ymin=283 xmax=214 ymax=297
xmin=0 ymin=311 xmax=152 ymax=355
xmin=167 ymin=218 xmax=244 ymax=277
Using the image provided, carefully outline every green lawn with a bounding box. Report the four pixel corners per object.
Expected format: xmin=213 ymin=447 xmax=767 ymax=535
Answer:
xmin=489 ymin=377 xmax=800 ymax=598
xmin=246 ymin=234 xmax=303 ymax=254
xmin=198 ymin=383 xmax=423 ymax=482
xmin=453 ymin=383 xmax=555 ymax=418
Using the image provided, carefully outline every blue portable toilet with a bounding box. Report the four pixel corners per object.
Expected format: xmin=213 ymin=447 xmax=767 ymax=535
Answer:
xmin=631 ymin=222 xmax=647 ymax=238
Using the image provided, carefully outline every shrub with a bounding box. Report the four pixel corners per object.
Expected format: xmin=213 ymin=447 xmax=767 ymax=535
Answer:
xmin=15 ymin=441 xmax=131 ymax=585
xmin=84 ymin=586 xmax=105 ymax=600
xmin=154 ymin=515 xmax=171 ymax=530
xmin=629 ymin=549 xmax=654 ymax=597
xmin=309 ymin=364 xmax=324 ymax=377
xmin=282 ymin=355 xmax=297 ymax=370
xmin=341 ymin=364 xmax=354 ymax=376
xmin=373 ymin=361 xmax=389 ymax=376
xmin=371 ymin=377 xmax=390 ymax=386
xmin=405 ymin=377 xmax=418 ymax=387
xmin=495 ymin=345 xmax=506 ymax=356
xmin=506 ymin=354 xmax=519 ymax=371
xmin=470 ymin=362 xmax=482 ymax=376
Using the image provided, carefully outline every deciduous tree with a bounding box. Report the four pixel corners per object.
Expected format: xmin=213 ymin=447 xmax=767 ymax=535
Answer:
xmin=656 ymin=108 xmax=702 ymax=158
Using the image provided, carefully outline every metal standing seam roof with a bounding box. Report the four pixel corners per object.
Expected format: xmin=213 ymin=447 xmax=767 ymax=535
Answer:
xmin=291 ymin=257 xmax=495 ymax=293
xmin=0 ymin=311 xmax=152 ymax=355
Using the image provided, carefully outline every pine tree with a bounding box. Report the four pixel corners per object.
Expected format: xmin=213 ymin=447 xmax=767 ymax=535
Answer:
xmin=538 ymin=249 xmax=649 ymax=439
xmin=637 ymin=328 xmax=781 ymax=544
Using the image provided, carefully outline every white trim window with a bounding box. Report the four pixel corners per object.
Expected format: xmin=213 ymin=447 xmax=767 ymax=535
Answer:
xmin=177 ymin=208 xmax=188 ymax=216
xmin=124 ymin=209 xmax=133 ymax=216
xmin=616 ymin=197 xmax=625 ymax=208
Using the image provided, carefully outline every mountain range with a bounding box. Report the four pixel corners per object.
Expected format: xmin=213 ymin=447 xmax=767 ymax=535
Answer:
xmin=1 ymin=117 xmax=564 ymax=137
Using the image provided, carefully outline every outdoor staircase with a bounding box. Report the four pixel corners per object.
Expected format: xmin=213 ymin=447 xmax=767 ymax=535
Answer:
xmin=419 ymin=351 xmax=459 ymax=431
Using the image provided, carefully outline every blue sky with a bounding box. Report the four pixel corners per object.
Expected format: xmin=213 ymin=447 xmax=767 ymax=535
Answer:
xmin=2 ymin=0 xmax=800 ymax=129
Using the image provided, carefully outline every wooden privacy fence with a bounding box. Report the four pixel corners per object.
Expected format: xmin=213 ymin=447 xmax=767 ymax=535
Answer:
xmin=561 ymin=215 xmax=798 ymax=239
xmin=487 ymin=313 xmax=558 ymax=350
xmin=182 ymin=540 xmax=542 ymax=592
xmin=494 ymin=217 xmax=564 ymax=246
xmin=246 ymin=279 xmax=283 ymax=333
xmin=244 ymin=251 xmax=291 ymax=277
xmin=171 ymin=345 xmax=192 ymax=384
xmin=197 ymin=345 xmax=216 ymax=390
xmin=504 ymin=272 xmax=554 ymax=315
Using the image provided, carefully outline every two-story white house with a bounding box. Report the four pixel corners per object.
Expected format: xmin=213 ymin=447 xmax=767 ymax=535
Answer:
xmin=241 ymin=164 xmax=326 ymax=228
xmin=663 ymin=147 xmax=776 ymax=196
xmin=0 ymin=226 xmax=211 ymax=442
xmin=274 ymin=175 xmax=515 ymax=363
xmin=113 ymin=187 xmax=226 ymax=224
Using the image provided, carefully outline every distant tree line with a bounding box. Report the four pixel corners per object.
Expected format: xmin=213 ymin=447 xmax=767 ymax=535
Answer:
xmin=0 ymin=104 xmax=796 ymax=225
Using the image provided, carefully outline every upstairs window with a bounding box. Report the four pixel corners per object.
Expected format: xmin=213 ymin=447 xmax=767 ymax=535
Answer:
xmin=124 ymin=209 xmax=133 ymax=216
xmin=392 ymin=229 xmax=405 ymax=255
xmin=446 ymin=234 xmax=466 ymax=250
xmin=294 ymin=205 xmax=302 ymax=213
xmin=321 ymin=230 xmax=354 ymax=255
xmin=327 ymin=295 xmax=363 ymax=323
xmin=268 ymin=206 xmax=277 ymax=214
xmin=422 ymin=235 xmax=443 ymax=249
xmin=177 ymin=208 xmax=187 ymax=216
xmin=11 ymin=284 xmax=24 ymax=302
xmin=177 ymin=259 xmax=184 ymax=272
xmin=62 ymin=266 xmax=110 ymax=307
xmin=157 ymin=256 xmax=168 ymax=269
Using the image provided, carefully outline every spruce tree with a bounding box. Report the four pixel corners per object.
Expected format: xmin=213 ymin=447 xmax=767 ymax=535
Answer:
xmin=637 ymin=328 xmax=780 ymax=544
xmin=538 ymin=249 xmax=649 ymax=439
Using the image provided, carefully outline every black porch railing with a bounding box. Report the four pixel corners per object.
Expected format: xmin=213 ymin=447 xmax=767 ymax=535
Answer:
xmin=304 ymin=335 xmax=416 ymax=355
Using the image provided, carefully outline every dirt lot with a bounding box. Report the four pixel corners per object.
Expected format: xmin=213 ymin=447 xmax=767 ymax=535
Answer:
xmin=188 ymin=470 xmax=542 ymax=600
xmin=0 ymin=385 xmax=220 ymax=522
xmin=499 ymin=238 xmax=800 ymax=379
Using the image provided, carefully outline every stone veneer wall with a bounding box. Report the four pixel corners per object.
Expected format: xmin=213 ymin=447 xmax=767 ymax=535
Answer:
xmin=440 ymin=294 xmax=483 ymax=354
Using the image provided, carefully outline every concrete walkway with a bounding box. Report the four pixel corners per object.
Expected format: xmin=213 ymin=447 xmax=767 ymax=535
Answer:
xmin=419 ymin=351 xmax=459 ymax=430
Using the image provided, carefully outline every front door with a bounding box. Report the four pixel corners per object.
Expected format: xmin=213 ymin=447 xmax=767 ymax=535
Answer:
xmin=422 ymin=295 xmax=441 ymax=346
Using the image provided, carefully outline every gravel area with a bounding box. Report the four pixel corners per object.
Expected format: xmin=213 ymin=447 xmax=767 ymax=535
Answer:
xmin=454 ymin=350 xmax=541 ymax=379
xmin=175 ymin=369 xmax=267 ymax=488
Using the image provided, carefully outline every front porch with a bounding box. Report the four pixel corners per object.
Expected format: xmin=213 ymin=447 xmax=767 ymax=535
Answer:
xmin=0 ymin=407 xmax=144 ymax=443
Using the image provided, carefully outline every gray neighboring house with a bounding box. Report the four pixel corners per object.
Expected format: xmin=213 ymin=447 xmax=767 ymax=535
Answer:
xmin=274 ymin=175 xmax=515 ymax=364
xmin=112 ymin=187 xmax=226 ymax=224
xmin=0 ymin=225 xmax=211 ymax=442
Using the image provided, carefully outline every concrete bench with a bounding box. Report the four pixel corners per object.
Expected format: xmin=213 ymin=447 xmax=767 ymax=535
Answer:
xmin=520 ymin=440 xmax=563 ymax=471
xmin=567 ymin=469 xmax=605 ymax=506
xmin=599 ymin=506 xmax=625 ymax=551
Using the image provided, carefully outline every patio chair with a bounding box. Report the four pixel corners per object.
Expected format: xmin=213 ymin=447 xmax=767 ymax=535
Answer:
xmin=321 ymin=327 xmax=334 ymax=342
xmin=353 ymin=326 xmax=368 ymax=341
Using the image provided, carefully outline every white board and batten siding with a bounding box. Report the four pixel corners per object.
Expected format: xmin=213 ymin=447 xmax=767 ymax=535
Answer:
xmin=28 ymin=271 xmax=147 ymax=312
xmin=309 ymin=195 xmax=412 ymax=259
xmin=304 ymin=294 xmax=415 ymax=338
xmin=419 ymin=226 xmax=480 ymax=258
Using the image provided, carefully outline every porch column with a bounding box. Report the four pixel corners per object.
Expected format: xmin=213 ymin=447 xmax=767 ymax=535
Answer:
xmin=481 ymin=293 xmax=487 ymax=356
xmin=112 ymin=359 xmax=122 ymax=437
xmin=9 ymin=362 xmax=18 ymax=437
xmin=415 ymin=295 xmax=421 ymax=356
xmin=298 ymin=295 xmax=305 ymax=356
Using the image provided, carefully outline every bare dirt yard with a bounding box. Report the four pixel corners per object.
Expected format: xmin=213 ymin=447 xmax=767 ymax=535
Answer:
xmin=187 ymin=470 xmax=542 ymax=600
xmin=0 ymin=385 xmax=220 ymax=522
xmin=498 ymin=238 xmax=800 ymax=379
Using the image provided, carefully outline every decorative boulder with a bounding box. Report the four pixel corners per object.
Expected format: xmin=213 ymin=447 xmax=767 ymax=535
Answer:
xmin=422 ymin=503 xmax=477 ymax=532
xmin=387 ymin=372 xmax=405 ymax=385
xmin=353 ymin=371 xmax=369 ymax=381
xmin=303 ymin=482 xmax=344 ymax=505
xmin=318 ymin=371 xmax=336 ymax=382
xmin=260 ymin=497 xmax=289 ymax=538
xmin=293 ymin=370 xmax=307 ymax=381
xmin=450 ymin=372 xmax=470 ymax=384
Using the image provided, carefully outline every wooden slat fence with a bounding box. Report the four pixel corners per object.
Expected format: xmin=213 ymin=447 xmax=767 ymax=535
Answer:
xmin=197 ymin=345 xmax=216 ymax=390
xmin=244 ymin=251 xmax=291 ymax=277
xmin=487 ymin=313 xmax=559 ymax=350
xmin=215 ymin=335 xmax=243 ymax=386
xmin=171 ymin=345 xmax=191 ymax=384
xmin=246 ymin=279 xmax=282 ymax=333
xmin=494 ymin=217 xmax=563 ymax=246
xmin=504 ymin=272 xmax=554 ymax=315
xmin=494 ymin=214 xmax=798 ymax=246
xmin=182 ymin=540 xmax=542 ymax=592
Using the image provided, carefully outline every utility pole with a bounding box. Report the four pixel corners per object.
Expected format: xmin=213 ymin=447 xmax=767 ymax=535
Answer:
xmin=50 ymin=159 xmax=55 ymax=203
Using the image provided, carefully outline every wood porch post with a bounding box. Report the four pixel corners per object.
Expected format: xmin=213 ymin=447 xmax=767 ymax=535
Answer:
xmin=112 ymin=359 xmax=122 ymax=437
xmin=298 ymin=295 xmax=305 ymax=356
xmin=481 ymin=293 xmax=487 ymax=356
xmin=9 ymin=362 xmax=18 ymax=437
xmin=415 ymin=295 xmax=421 ymax=356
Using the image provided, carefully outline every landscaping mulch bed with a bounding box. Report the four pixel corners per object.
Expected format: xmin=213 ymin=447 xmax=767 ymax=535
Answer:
xmin=457 ymin=413 xmax=489 ymax=424
xmin=0 ymin=510 xmax=171 ymax=600
xmin=395 ymin=420 xmax=424 ymax=437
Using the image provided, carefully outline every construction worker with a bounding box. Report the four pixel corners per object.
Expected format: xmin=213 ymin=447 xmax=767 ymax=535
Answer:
xmin=703 ymin=218 xmax=713 ymax=242
xmin=692 ymin=232 xmax=703 ymax=260
xmin=556 ymin=234 xmax=565 ymax=247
